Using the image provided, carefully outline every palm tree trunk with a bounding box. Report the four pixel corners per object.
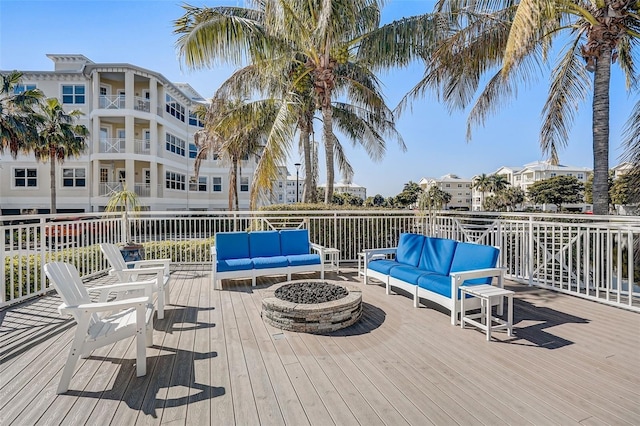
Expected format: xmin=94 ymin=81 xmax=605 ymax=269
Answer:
xmin=229 ymin=157 xmax=238 ymax=211
xmin=299 ymin=118 xmax=313 ymax=203
xmin=322 ymin=105 xmax=335 ymax=203
xmin=592 ymin=45 xmax=612 ymax=215
xmin=50 ymin=155 xmax=57 ymax=214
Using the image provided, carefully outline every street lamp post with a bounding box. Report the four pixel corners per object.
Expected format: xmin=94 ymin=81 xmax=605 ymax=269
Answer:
xmin=294 ymin=163 xmax=301 ymax=203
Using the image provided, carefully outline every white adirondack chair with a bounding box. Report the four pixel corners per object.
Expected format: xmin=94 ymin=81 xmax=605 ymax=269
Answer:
xmin=43 ymin=262 xmax=155 ymax=394
xmin=100 ymin=243 xmax=172 ymax=319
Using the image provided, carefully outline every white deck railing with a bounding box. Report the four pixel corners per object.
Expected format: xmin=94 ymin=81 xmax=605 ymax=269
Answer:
xmin=2 ymin=210 xmax=639 ymax=311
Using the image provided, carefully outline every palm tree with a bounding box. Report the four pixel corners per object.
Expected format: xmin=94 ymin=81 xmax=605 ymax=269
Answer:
xmin=0 ymin=71 xmax=43 ymax=157
xmin=489 ymin=174 xmax=510 ymax=194
xmin=33 ymin=98 xmax=89 ymax=214
xmin=174 ymin=0 xmax=411 ymax=204
xmin=404 ymin=0 xmax=640 ymax=215
xmin=194 ymin=99 xmax=278 ymax=210
xmin=472 ymin=173 xmax=492 ymax=211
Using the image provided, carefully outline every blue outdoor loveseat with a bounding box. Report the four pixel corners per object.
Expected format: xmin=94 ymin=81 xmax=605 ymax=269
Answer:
xmin=364 ymin=233 xmax=505 ymax=325
xmin=210 ymin=229 xmax=326 ymax=290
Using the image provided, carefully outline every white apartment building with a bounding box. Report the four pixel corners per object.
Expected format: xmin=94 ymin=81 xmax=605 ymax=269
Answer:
xmin=418 ymin=174 xmax=472 ymax=210
xmin=0 ymin=54 xmax=258 ymax=214
xmin=472 ymin=160 xmax=592 ymax=211
xmin=318 ymin=180 xmax=367 ymax=201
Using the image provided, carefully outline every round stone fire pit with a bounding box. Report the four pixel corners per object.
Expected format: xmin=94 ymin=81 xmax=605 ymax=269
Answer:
xmin=262 ymin=280 xmax=362 ymax=333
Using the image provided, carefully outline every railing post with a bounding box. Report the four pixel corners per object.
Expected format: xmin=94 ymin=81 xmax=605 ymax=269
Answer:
xmin=333 ymin=212 xmax=338 ymax=250
xmin=528 ymin=215 xmax=534 ymax=286
xmin=40 ymin=217 xmax=47 ymax=293
xmin=0 ymin=223 xmax=5 ymax=304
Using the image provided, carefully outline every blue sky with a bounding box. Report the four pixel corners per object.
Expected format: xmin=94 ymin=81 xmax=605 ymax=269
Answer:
xmin=1 ymin=0 xmax=636 ymax=197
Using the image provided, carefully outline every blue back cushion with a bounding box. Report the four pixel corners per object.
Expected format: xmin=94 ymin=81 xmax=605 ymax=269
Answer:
xmin=396 ymin=233 xmax=425 ymax=267
xmin=450 ymin=243 xmax=500 ymax=284
xmin=280 ymin=229 xmax=310 ymax=255
xmin=418 ymin=237 xmax=457 ymax=275
xmin=215 ymin=232 xmax=250 ymax=260
xmin=249 ymin=231 xmax=281 ymax=257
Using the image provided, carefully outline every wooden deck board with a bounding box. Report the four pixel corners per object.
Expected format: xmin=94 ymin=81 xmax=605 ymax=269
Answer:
xmin=1 ymin=265 xmax=639 ymax=426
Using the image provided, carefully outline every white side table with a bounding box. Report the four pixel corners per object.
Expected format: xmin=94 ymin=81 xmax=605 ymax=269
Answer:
xmin=324 ymin=248 xmax=340 ymax=273
xmin=460 ymin=284 xmax=514 ymax=341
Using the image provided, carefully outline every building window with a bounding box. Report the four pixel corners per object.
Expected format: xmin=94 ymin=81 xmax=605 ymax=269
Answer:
xmin=189 ymin=143 xmax=198 ymax=159
xmin=240 ymin=176 xmax=249 ymax=192
xmin=62 ymin=84 xmax=85 ymax=104
xmin=212 ymin=177 xmax=222 ymax=192
xmin=189 ymin=176 xmax=207 ymax=192
xmin=188 ymin=111 xmax=204 ymax=128
xmin=550 ymin=172 xmax=557 ymax=177
xmin=14 ymin=168 xmax=37 ymax=187
xmin=458 ymin=184 xmax=462 ymax=187
xmin=165 ymin=133 xmax=186 ymax=156
xmin=165 ymin=171 xmax=185 ymax=190
xmin=578 ymin=173 xmax=584 ymax=180
xmin=62 ymin=168 xmax=86 ymax=187
xmin=165 ymin=94 xmax=185 ymax=122
xmin=13 ymin=84 xmax=36 ymax=94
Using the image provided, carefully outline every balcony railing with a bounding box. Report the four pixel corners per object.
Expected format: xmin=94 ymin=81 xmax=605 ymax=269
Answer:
xmin=99 ymin=138 xmax=125 ymax=153
xmin=98 ymin=95 xmax=150 ymax=112
xmin=99 ymin=95 xmax=125 ymax=109
xmin=98 ymin=182 xmax=123 ymax=196
xmin=99 ymin=139 xmax=150 ymax=154
xmin=2 ymin=210 xmax=639 ymax=311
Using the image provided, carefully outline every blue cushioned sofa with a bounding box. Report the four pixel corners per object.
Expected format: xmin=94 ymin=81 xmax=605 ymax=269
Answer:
xmin=364 ymin=233 xmax=505 ymax=325
xmin=211 ymin=229 xmax=326 ymax=290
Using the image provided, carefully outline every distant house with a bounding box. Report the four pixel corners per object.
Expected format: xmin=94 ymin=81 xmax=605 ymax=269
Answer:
xmin=319 ymin=181 xmax=367 ymax=201
xmin=475 ymin=160 xmax=592 ymax=212
xmin=419 ymin=174 xmax=472 ymax=210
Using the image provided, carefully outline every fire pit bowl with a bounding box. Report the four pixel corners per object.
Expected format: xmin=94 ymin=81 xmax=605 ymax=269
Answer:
xmin=261 ymin=279 xmax=362 ymax=333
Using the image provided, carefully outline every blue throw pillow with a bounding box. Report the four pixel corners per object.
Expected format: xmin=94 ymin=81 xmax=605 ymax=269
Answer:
xmin=396 ymin=233 xmax=425 ymax=267
xmin=249 ymin=231 xmax=281 ymax=257
xmin=280 ymin=229 xmax=310 ymax=255
xmin=215 ymin=232 xmax=250 ymax=260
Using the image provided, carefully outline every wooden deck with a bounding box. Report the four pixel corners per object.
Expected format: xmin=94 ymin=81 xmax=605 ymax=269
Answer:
xmin=1 ymin=266 xmax=639 ymax=425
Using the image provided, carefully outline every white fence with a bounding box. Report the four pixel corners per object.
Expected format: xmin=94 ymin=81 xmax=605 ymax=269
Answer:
xmin=2 ymin=210 xmax=639 ymax=311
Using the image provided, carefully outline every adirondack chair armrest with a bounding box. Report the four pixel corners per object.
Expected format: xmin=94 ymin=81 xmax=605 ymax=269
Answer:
xmin=109 ymin=266 xmax=166 ymax=277
xmin=89 ymin=278 xmax=157 ymax=300
xmin=58 ymin=295 xmax=151 ymax=315
xmin=125 ymin=259 xmax=171 ymax=270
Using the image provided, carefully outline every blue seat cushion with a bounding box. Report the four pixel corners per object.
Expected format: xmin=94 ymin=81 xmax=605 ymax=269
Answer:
xmin=389 ymin=264 xmax=429 ymax=285
xmin=450 ymin=243 xmax=499 ymax=285
xmin=417 ymin=274 xmax=475 ymax=299
xmin=396 ymin=233 xmax=425 ymax=267
xmin=216 ymin=232 xmax=250 ymax=260
xmin=249 ymin=231 xmax=281 ymax=258
xmin=216 ymin=258 xmax=253 ymax=272
xmin=368 ymin=259 xmax=401 ymax=275
xmin=252 ymin=255 xmax=289 ymax=270
xmin=286 ymin=254 xmax=321 ymax=266
xmin=419 ymin=237 xmax=457 ymax=275
xmin=280 ymin=229 xmax=310 ymax=255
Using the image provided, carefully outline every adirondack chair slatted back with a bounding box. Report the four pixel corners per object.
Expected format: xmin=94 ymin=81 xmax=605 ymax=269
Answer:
xmin=44 ymin=262 xmax=100 ymax=325
xmin=100 ymin=243 xmax=128 ymax=275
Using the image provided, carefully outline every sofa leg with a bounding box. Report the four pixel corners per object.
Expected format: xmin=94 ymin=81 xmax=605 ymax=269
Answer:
xmin=386 ymin=282 xmax=390 ymax=295
xmin=413 ymin=292 xmax=419 ymax=308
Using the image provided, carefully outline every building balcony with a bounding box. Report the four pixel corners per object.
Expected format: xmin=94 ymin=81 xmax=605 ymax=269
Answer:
xmin=98 ymin=95 xmax=151 ymax=113
xmin=99 ymin=139 xmax=151 ymax=155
